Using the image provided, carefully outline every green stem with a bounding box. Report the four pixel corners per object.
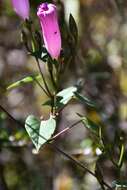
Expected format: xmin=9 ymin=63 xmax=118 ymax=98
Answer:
xmin=118 ymin=144 xmax=124 ymax=168
xmin=0 ymin=105 xmax=113 ymax=190
xmin=35 ymin=57 xmax=53 ymax=98
xmin=50 ymin=120 xmax=81 ymax=141
xmin=47 ymin=63 xmax=57 ymax=90
xmin=33 ymin=76 xmax=49 ymax=97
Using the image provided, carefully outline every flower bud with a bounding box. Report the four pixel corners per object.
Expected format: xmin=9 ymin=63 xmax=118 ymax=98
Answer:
xmin=12 ymin=0 xmax=30 ymax=20
xmin=37 ymin=3 xmax=61 ymax=60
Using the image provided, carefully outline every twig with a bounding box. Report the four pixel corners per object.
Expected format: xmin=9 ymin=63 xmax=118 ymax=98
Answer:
xmin=32 ymin=77 xmax=49 ymax=97
xmin=0 ymin=105 xmax=113 ymax=190
xmin=51 ymin=120 xmax=81 ymax=141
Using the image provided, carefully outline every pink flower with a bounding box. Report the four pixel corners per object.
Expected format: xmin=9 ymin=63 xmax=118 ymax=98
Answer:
xmin=37 ymin=3 xmax=61 ymax=60
xmin=11 ymin=0 xmax=30 ymax=20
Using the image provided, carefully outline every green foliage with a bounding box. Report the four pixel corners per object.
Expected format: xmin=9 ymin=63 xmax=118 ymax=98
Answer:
xmin=112 ymin=181 xmax=127 ymax=189
xmin=74 ymin=92 xmax=96 ymax=108
xmin=78 ymin=113 xmax=100 ymax=135
xmin=57 ymin=86 xmax=77 ymax=105
xmin=43 ymin=86 xmax=97 ymax=112
xmin=25 ymin=115 xmax=56 ymax=152
xmin=69 ymin=14 xmax=78 ymax=45
xmin=7 ymin=75 xmax=41 ymax=90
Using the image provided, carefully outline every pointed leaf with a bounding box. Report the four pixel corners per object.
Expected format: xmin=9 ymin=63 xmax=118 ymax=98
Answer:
xmin=78 ymin=114 xmax=100 ymax=134
xmin=69 ymin=14 xmax=78 ymax=44
xmin=7 ymin=75 xmax=41 ymax=90
xmin=74 ymin=92 xmax=96 ymax=108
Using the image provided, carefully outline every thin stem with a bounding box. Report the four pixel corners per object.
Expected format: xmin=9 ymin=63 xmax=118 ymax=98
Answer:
xmin=33 ymin=77 xmax=49 ymax=97
xmin=35 ymin=57 xmax=53 ymax=97
xmin=56 ymin=59 xmax=63 ymax=91
xmin=50 ymin=120 xmax=81 ymax=141
xmin=118 ymin=144 xmax=124 ymax=168
xmin=100 ymin=183 xmax=106 ymax=190
xmin=47 ymin=63 xmax=57 ymax=90
xmin=0 ymin=105 xmax=113 ymax=190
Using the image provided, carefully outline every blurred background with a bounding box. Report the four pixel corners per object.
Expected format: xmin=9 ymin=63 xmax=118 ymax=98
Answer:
xmin=0 ymin=0 xmax=127 ymax=189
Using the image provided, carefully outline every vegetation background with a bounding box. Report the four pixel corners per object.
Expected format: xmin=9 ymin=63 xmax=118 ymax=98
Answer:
xmin=0 ymin=0 xmax=127 ymax=189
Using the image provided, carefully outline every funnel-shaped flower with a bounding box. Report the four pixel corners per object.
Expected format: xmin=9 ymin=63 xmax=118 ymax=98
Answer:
xmin=12 ymin=0 xmax=30 ymax=20
xmin=37 ymin=3 xmax=61 ymax=59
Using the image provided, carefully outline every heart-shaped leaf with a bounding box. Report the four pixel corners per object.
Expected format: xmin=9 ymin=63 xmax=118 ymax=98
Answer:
xmin=25 ymin=115 xmax=56 ymax=152
xmin=25 ymin=115 xmax=40 ymax=150
xmin=39 ymin=116 xmax=56 ymax=147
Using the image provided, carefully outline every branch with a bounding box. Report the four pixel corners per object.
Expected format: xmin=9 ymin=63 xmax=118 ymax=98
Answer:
xmin=0 ymin=105 xmax=113 ymax=190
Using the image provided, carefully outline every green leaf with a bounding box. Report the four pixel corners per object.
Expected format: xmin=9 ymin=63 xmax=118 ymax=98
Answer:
xmin=42 ymin=99 xmax=53 ymax=107
xmin=112 ymin=181 xmax=127 ymax=189
xmin=69 ymin=14 xmax=78 ymax=44
xmin=42 ymin=97 xmax=63 ymax=110
xmin=39 ymin=116 xmax=56 ymax=144
xmin=7 ymin=75 xmax=41 ymax=90
xmin=74 ymin=92 xmax=96 ymax=108
xmin=25 ymin=115 xmax=40 ymax=150
xmin=25 ymin=115 xmax=56 ymax=152
xmin=78 ymin=114 xmax=100 ymax=134
xmin=57 ymin=86 xmax=77 ymax=105
xmin=43 ymin=86 xmax=78 ymax=110
xmin=80 ymin=138 xmax=93 ymax=149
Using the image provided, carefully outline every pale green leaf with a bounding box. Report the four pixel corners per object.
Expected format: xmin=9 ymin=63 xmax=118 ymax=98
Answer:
xmin=7 ymin=75 xmax=41 ymax=90
xmin=112 ymin=181 xmax=127 ymax=189
xmin=25 ymin=115 xmax=40 ymax=150
xmin=39 ymin=116 xmax=56 ymax=147
xmin=25 ymin=115 xmax=56 ymax=152
xmin=57 ymin=86 xmax=77 ymax=105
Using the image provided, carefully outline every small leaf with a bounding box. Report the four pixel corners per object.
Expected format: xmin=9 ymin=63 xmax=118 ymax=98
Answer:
xmin=57 ymin=86 xmax=77 ymax=105
xmin=43 ymin=86 xmax=78 ymax=110
xmin=69 ymin=14 xmax=78 ymax=44
xmin=42 ymin=99 xmax=53 ymax=107
xmin=7 ymin=75 xmax=41 ymax=90
xmin=112 ymin=181 xmax=127 ymax=190
xmin=31 ymin=47 xmax=52 ymax=62
xmin=74 ymin=92 xmax=96 ymax=108
xmin=25 ymin=115 xmax=56 ymax=152
xmin=42 ymin=97 xmax=63 ymax=109
xmin=78 ymin=114 xmax=100 ymax=134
